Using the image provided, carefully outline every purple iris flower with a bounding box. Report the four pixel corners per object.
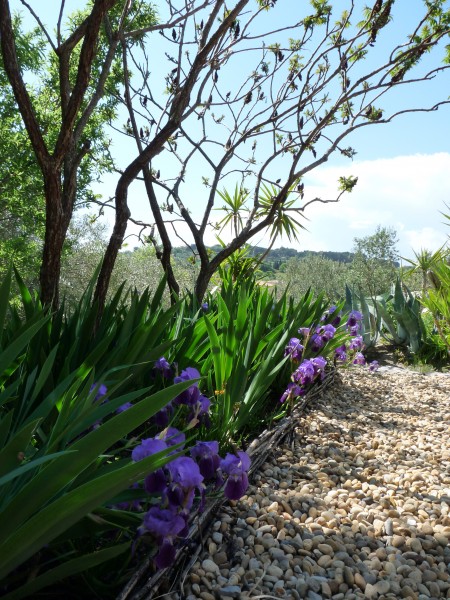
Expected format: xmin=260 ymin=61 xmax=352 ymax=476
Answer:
xmin=317 ymin=323 xmax=336 ymax=341
xmin=349 ymin=335 xmax=364 ymax=351
xmin=326 ymin=306 xmax=342 ymax=327
xmin=144 ymin=468 xmax=167 ymax=495
xmin=353 ymin=352 xmax=366 ymax=365
xmin=154 ymin=539 xmax=177 ymax=569
xmin=280 ymin=382 xmax=304 ymax=403
xmin=154 ymin=357 xmax=173 ymax=379
xmin=153 ymin=403 xmax=174 ymax=429
xmin=311 ymin=356 xmax=327 ymax=379
xmin=90 ymin=383 xmax=108 ymax=402
xmin=160 ymin=427 xmax=185 ymax=448
xmin=144 ymin=506 xmax=186 ymax=537
xmin=347 ymin=310 xmax=362 ymax=329
xmin=309 ymin=333 xmax=325 ymax=352
xmin=292 ymin=359 xmax=315 ymax=386
xmin=221 ymin=451 xmax=251 ymax=501
xmin=187 ymin=393 xmax=211 ymax=427
xmin=132 ymin=437 xmax=168 ymax=462
xmin=369 ymin=360 xmax=379 ymax=372
xmin=321 ymin=323 xmax=336 ymax=341
xmin=166 ymin=456 xmax=204 ymax=510
xmin=143 ymin=507 xmax=187 ymax=568
xmin=349 ymin=324 xmax=360 ymax=336
xmin=174 ymin=367 xmax=200 ymax=383
xmin=298 ymin=327 xmax=311 ymax=338
xmin=173 ymin=368 xmax=202 ymax=406
xmin=335 ymin=344 xmax=347 ymax=361
xmin=190 ymin=441 xmax=221 ymax=480
xmin=201 ymin=302 xmax=209 ymax=312
xmin=284 ymin=337 xmax=304 ymax=361
xmin=116 ymin=402 xmax=133 ymax=413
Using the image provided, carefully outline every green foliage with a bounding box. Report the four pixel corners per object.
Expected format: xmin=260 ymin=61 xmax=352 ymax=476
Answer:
xmin=216 ymin=243 xmax=263 ymax=284
xmin=257 ymin=183 xmax=307 ymax=243
xmin=344 ymin=285 xmax=381 ymax=349
xmin=419 ymin=260 xmax=450 ymax=358
xmin=0 ymin=269 xmax=191 ymax=596
xmin=373 ymin=279 xmax=426 ymax=354
xmin=0 ymin=263 xmax=345 ymax=596
xmin=283 ymin=254 xmax=351 ymax=301
xmin=0 ymin=5 xmax=127 ymax=286
xmin=349 ymin=226 xmax=399 ymax=297
xmin=216 ymin=185 xmax=250 ymax=238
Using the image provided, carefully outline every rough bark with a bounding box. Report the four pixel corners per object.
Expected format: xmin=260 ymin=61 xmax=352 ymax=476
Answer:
xmin=142 ymin=166 xmax=180 ymax=301
xmin=0 ymin=0 xmax=120 ymax=306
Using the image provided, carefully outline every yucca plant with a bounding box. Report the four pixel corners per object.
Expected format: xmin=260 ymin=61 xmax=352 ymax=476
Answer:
xmin=419 ymin=261 xmax=450 ymax=358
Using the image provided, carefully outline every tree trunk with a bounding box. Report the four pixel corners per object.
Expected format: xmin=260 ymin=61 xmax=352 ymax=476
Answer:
xmin=194 ymin=263 xmax=215 ymax=302
xmin=93 ymin=177 xmax=131 ymax=311
xmin=39 ymin=170 xmax=66 ymax=308
xmin=142 ymin=165 xmax=180 ymax=301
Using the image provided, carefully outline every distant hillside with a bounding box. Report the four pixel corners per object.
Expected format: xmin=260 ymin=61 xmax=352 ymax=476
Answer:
xmin=172 ymin=244 xmax=355 ymax=270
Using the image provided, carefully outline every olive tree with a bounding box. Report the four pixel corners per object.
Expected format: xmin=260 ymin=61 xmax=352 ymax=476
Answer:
xmin=349 ymin=225 xmax=399 ymax=296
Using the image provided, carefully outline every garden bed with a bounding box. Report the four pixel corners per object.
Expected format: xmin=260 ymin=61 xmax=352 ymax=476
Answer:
xmin=117 ymin=369 xmax=337 ymax=600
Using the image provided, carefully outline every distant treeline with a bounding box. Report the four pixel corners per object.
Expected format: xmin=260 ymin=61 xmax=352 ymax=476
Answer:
xmin=171 ymin=244 xmax=355 ymax=270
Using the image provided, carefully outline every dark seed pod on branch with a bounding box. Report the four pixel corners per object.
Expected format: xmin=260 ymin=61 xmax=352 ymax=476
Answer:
xmin=373 ymin=0 xmax=383 ymax=15
xmin=277 ymin=50 xmax=284 ymax=62
xmin=244 ymin=91 xmax=253 ymax=104
xmin=172 ymin=28 xmax=177 ymax=40
xmin=225 ymin=138 xmax=232 ymax=150
xmin=391 ymin=68 xmax=406 ymax=83
xmin=213 ymin=71 xmax=219 ymax=83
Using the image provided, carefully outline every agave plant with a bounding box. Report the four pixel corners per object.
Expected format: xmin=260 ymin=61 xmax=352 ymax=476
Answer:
xmin=373 ymin=279 xmax=426 ymax=354
xmin=344 ymin=285 xmax=382 ymax=349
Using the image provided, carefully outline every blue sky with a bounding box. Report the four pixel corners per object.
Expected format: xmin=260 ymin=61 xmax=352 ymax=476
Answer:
xmin=11 ymin=0 xmax=450 ymax=259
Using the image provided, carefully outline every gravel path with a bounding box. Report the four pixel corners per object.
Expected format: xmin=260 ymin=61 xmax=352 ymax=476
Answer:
xmin=173 ymin=368 xmax=450 ymax=600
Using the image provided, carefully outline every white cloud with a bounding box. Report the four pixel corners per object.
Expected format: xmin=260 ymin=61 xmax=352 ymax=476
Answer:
xmin=295 ymin=152 xmax=450 ymax=258
xmin=403 ymin=227 xmax=448 ymax=253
